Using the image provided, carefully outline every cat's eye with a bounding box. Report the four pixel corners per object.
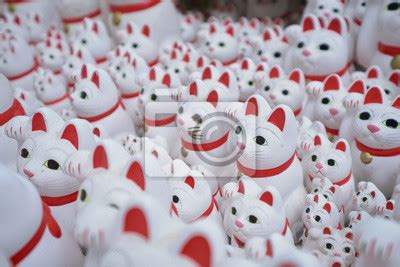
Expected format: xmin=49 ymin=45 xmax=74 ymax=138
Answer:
xmin=282 ymin=89 xmax=289 ymax=95
xmin=116 ymin=65 xmax=120 ymax=71
xmin=122 ymin=73 xmax=126 ymax=79
xmin=69 ymin=63 xmax=74 ymax=69
xmin=108 ymin=203 xmax=119 ymax=210
xmin=3 ymin=58 xmax=7 ymax=64
xmin=264 ymin=85 xmax=270 ymax=91
xmin=172 ymin=195 xmax=179 ymax=203
xmin=178 ymin=106 xmax=184 ymax=114
xmin=384 ymin=89 xmax=391 ymax=95
xmin=323 ymin=194 xmax=329 ymax=199
xmin=274 ymin=52 xmax=281 ymax=58
xmin=313 ymin=215 xmax=321 ymax=222
xmin=387 ymin=2 xmax=400 ymax=11
xmin=305 ymin=207 xmax=310 ymax=213
xmin=297 ymin=41 xmax=305 ymax=48
xmin=319 ymin=44 xmax=330 ymax=51
xmin=254 ymin=136 xmax=267 ymax=146
xmin=205 ymin=41 xmax=210 ymax=46
xmin=311 ymin=155 xmax=317 ymax=162
xmin=344 ymin=247 xmax=351 ymax=253
xmin=356 ymin=191 xmax=360 ymax=196
xmin=361 ymin=2 xmax=366 ymax=7
xmin=235 ymin=126 xmax=242 ymax=134
xmin=151 ymin=94 xmax=157 ymax=101
xmin=218 ymin=42 xmax=225 ymax=47
xmin=314 ymin=189 xmax=318 ymax=193
xmin=327 ymin=159 xmax=336 ymax=166
xmin=80 ymin=189 xmax=87 ymax=202
xmin=80 ymin=91 xmax=88 ymax=99
xmin=132 ymin=43 xmax=139 ymax=49
xmin=247 ymin=215 xmax=259 ymax=224
xmin=20 ymin=148 xmax=29 ymax=158
xmin=318 ymin=5 xmax=324 ymax=9
xmin=257 ymin=50 xmax=262 ymax=56
xmin=164 ymin=66 xmax=168 ymax=70
xmin=44 ymin=159 xmax=60 ymax=170
xmin=192 ymin=114 xmax=202 ymax=123
xmin=359 ymin=112 xmax=371 ymax=120
xmin=174 ymin=69 xmax=180 ymax=74
xmin=321 ymin=97 xmax=330 ymax=105
xmin=333 ymin=8 xmax=339 ymax=13
xmin=140 ymin=88 xmax=144 ymax=94
xmin=248 ymin=81 xmax=254 ymax=86
xmin=231 ymin=207 xmax=237 ymax=215
xmin=325 ymin=242 xmax=333 ymax=249
xmin=81 ymin=39 xmax=87 ymax=45
xmin=362 ymin=197 xmax=368 ymax=202
xmin=243 ymin=31 xmax=248 ymax=36
xmin=383 ymin=119 xmax=399 ymax=129
xmin=49 ymin=54 xmax=55 ymax=59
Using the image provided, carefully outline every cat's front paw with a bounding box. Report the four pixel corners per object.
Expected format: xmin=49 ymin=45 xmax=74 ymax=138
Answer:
xmin=5 ymin=115 xmax=30 ymax=142
xmin=59 ymin=108 xmax=76 ymax=121
xmin=119 ymin=134 xmax=142 ymax=155
xmin=64 ymin=151 xmax=92 ymax=179
xmin=306 ymin=81 xmax=323 ymax=96
xmin=343 ymin=93 xmax=363 ymax=109
xmin=245 ymin=237 xmax=269 ymax=260
xmin=221 ymin=182 xmax=239 ymax=198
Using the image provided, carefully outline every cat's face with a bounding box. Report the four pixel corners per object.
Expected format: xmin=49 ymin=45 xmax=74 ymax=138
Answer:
xmin=352 ymin=0 xmax=367 ymax=21
xmin=308 ymin=0 xmax=345 ymax=19
xmin=33 ymin=73 xmax=65 ymax=102
xmin=37 ymin=44 xmax=66 ymax=71
xmin=223 ymin=188 xmax=285 ymax=243
xmin=378 ymin=1 xmax=400 ymax=40
xmin=205 ymin=25 xmax=239 ymax=63
xmin=352 ymin=182 xmax=382 ymax=214
xmin=315 ymin=89 xmax=346 ymax=129
xmin=236 ymin=70 xmax=257 ymax=102
xmin=163 ymin=60 xmax=190 ymax=85
xmin=70 ymin=75 xmax=102 ymax=109
xmin=302 ymin=194 xmax=338 ymax=229
xmin=62 ymin=56 xmax=84 ymax=82
xmin=309 ymin=178 xmax=338 ymax=203
xmin=317 ymin=227 xmax=355 ymax=265
xmin=0 ymin=39 xmax=32 ymax=75
xmin=112 ymin=60 xmax=138 ymax=93
xmin=252 ymin=40 xmax=287 ymax=66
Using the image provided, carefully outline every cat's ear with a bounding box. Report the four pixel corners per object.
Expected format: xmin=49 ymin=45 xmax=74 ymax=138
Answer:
xmin=218 ymin=71 xmax=231 ymax=88
xmin=149 ymin=68 xmax=156 ymax=81
xmin=81 ymin=64 xmax=88 ymax=79
xmin=141 ymin=24 xmax=150 ymax=37
xmin=269 ymin=65 xmax=284 ymax=79
xmin=323 ymin=74 xmax=341 ymax=91
xmin=92 ymin=21 xmax=98 ymax=34
xmin=31 ymin=112 xmax=47 ymax=132
xmin=370 ymin=191 xmax=376 ymax=199
xmin=60 ymin=119 xmax=96 ymax=150
xmin=184 ymin=175 xmax=195 ymax=189
xmin=302 ymin=15 xmax=319 ymax=32
xmin=327 ymin=16 xmax=347 ymax=35
xmin=61 ymin=123 xmax=79 ymax=149
xmin=364 ymin=86 xmax=384 ymax=105
xmin=183 ymin=52 xmax=190 ymax=63
xmin=289 ymin=69 xmax=304 ymax=86
xmin=263 ymin=28 xmax=275 ymax=42
xmin=267 ymin=106 xmax=287 ymax=132
xmin=260 ymin=191 xmax=274 ymax=206
xmin=314 ymin=134 xmax=323 ymax=146
xmin=197 ymin=56 xmax=205 ymax=68
xmin=170 ymin=50 xmax=177 ymax=60
xmin=91 ymin=71 xmax=100 ymax=88
xmin=179 ymin=235 xmax=212 ymax=267
xmin=259 ymin=187 xmax=281 ymax=208
xmin=189 ymin=81 xmax=198 ymax=96
xmin=92 ymin=144 xmax=109 ymax=170
xmin=123 ymin=207 xmax=149 ymax=240
xmin=225 ymin=25 xmax=234 ymax=37
xmin=334 ymin=139 xmax=348 ymax=153
xmin=386 ymin=200 xmax=394 ymax=210
xmin=245 ymin=95 xmax=261 ymax=116
xmin=126 ymin=23 xmax=133 ymax=34
xmin=344 ymin=229 xmax=353 ymax=240
xmin=162 ymin=74 xmax=171 ymax=87
xmin=323 ymin=203 xmax=331 ymax=214
xmin=125 ymin=160 xmax=145 ymax=190
xmin=201 ymin=66 xmax=213 ymax=80
xmin=389 ymin=71 xmax=400 ymax=87
xmin=329 ymin=185 xmax=338 ymax=194
xmin=206 ymin=90 xmax=219 ymax=108
xmin=348 ymin=80 xmax=365 ymax=94
xmin=323 ymin=226 xmax=332 ymax=235
xmin=241 ymin=58 xmax=250 ymax=70
xmin=209 ymin=23 xmax=217 ymax=34
xmin=237 ymin=180 xmax=245 ymax=194
xmin=366 ymin=66 xmax=381 ymax=79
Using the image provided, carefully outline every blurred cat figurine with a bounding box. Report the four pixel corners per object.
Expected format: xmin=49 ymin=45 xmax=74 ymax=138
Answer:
xmin=352 ymin=181 xmax=386 ymax=215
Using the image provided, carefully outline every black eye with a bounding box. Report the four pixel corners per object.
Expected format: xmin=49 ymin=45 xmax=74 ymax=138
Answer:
xmin=384 ymin=119 xmax=399 ymax=129
xmin=248 ymin=81 xmax=254 ymax=86
xmin=319 ymin=43 xmax=330 ymax=51
xmin=297 ymin=41 xmax=304 ymax=48
xmin=132 ymin=43 xmax=138 ymax=48
xmin=311 ymin=155 xmax=317 ymax=162
xmin=362 ymin=197 xmax=368 ymax=202
xmin=282 ymin=89 xmax=289 ymax=95
xmin=122 ymin=73 xmax=126 ymax=78
xmin=116 ymin=66 xmax=120 ymax=71
xmin=173 ymin=195 xmax=179 ymax=203
xmin=206 ymin=41 xmax=210 ymax=46
xmin=319 ymin=5 xmax=324 ymax=9
xmin=323 ymin=194 xmax=328 ymax=199
xmin=178 ymin=106 xmax=183 ymax=114
xmin=387 ymin=2 xmax=400 ymax=11
xmin=45 ymin=159 xmax=60 ymax=170
xmin=255 ymin=136 xmax=267 ymax=145
xmin=314 ymin=215 xmax=321 ymax=222
xmin=231 ymin=207 xmax=237 ymax=215
xmin=361 ymin=2 xmax=366 ymax=7
xmin=264 ymin=85 xmax=270 ymax=91
xmin=69 ymin=63 xmax=74 ymax=68
xmin=235 ymin=126 xmax=242 ymax=134
xmin=384 ymin=89 xmax=391 ymax=95
xmin=274 ymin=52 xmax=281 ymax=58
xmin=20 ymin=148 xmax=29 ymax=158
xmin=80 ymin=91 xmax=88 ymax=99
xmin=140 ymin=88 xmax=144 ymax=94
xmin=333 ymin=8 xmax=339 ymax=13
xmin=356 ymin=191 xmax=360 ymax=196
xmin=81 ymin=39 xmax=87 ymax=45
xmin=174 ymin=68 xmax=180 ymax=73
xmin=218 ymin=42 xmax=225 ymax=47
xmin=321 ymin=97 xmax=330 ymax=104
xmin=305 ymin=207 xmax=310 ymax=213
xmin=359 ymin=112 xmax=371 ymax=120
xmin=325 ymin=243 xmax=333 ymax=249
xmin=80 ymin=189 xmax=87 ymax=201
xmin=314 ymin=189 xmax=319 ymax=193
xmin=248 ymin=215 xmax=258 ymax=224
xmin=257 ymin=50 xmax=262 ymax=56
xmin=344 ymin=247 xmax=351 ymax=253
xmin=108 ymin=203 xmax=119 ymax=210
xmin=151 ymin=94 xmax=157 ymax=101
xmin=192 ymin=114 xmax=202 ymax=123
xmin=327 ymin=159 xmax=336 ymax=166
xmin=50 ymin=54 xmax=55 ymax=59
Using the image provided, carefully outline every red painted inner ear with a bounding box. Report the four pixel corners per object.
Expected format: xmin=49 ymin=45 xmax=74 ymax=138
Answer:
xmin=328 ymin=18 xmax=342 ymax=35
xmin=263 ymin=30 xmax=272 ymax=41
xmin=149 ymin=68 xmax=156 ymax=81
xmin=61 ymin=124 xmax=79 ymax=149
xmin=390 ymin=72 xmax=400 ymax=86
xmin=189 ymin=82 xmax=198 ymax=96
xmin=218 ymin=72 xmax=230 ymax=88
xmin=241 ymin=60 xmax=249 ymax=70
xmin=324 ymin=75 xmax=340 ymax=91
xmin=364 ymin=87 xmax=383 ymax=104
xmin=91 ymin=71 xmax=100 ymax=88
xmin=348 ymin=80 xmax=364 ymax=94
xmin=180 ymin=236 xmax=211 ymax=267
xmin=202 ymin=67 xmax=212 ymax=80
xmin=245 ymin=97 xmax=259 ymax=116
xmin=184 ymin=176 xmax=195 ymax=189
xmin=387 ymin=201 xmax=394 ymax=210
xmin=323 ymin=227 xmax=331 ymax=235
xmin=92 ymin=145 xmax=108 ymax=170
xmin=126 ymin=161 xmax=145 ymax=190
xmin=303 ymin=17 xmax=315 ymax=32
xmin=206 ymin=91 xmax=219 ymax=108
xmin=259 ymin=191 xmax=273 ymax=206
xmin=92 ymin=128 xmax=100 ymax=137
xmin=81 ymin=64 xmax=88 ymax=79
xmin=314 ymin=135 xmax=322 ymax=146
xmin=323 ymin=203 xmax=331 ymax=213
xmin=289 ymin=70 xmax=301 ymax=84
xmin=31 ymin=113 xmax=47 ymax=132
xmin=238 ymin=180 xmax=245 ymax=194
xmin=266 ymin=239 xmax=273 ymax=257
xmin=367 ymin=68 xmax=378 ymax=79
xmin=124 ymin=208 xmax=148 ymax=240
xmin=142 ymin=25 xmax=150 ymax=37
xmin=269 ymin=67 xmax=280 ymax=78
xmin=267 ymin=108 xmax=286 ymax=132
xmin=335 ymin=141 xmax=347 ymax=152
xmin=162 ymin=74 xmax=171 ymax=87
xmin=313 ymin=194 xmax=319 ymax=203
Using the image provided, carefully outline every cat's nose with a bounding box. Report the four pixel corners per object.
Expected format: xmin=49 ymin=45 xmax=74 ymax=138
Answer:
xmin=269 ymin=95 xmax=276 ymax=100
xmin=302 ymin=49 xmax=311 ymax=57
xmin=235 ymin=220 xmax=244 ymax=229
xmin=324 ymin=12 xmax=331 ymax=18
xmin=178 ymin=119 xmax=184 ymax=126
xmin=315 ymin=162 xmax=323 ymax=170
xmin=333 ymin=252 xmax=341 ymax=258
xmin=329 ymin=108 xmax=339 ymax=116
xmin=261 ymin=56 xmax=268 ymax=62
xmin=237 ymin=142 xmax=246 ymax=150
xmin=23 ymin=169 xmax=34 ymax=178
xmin=367 ymin=124 xmax=380 ymax=133
xmin=209 ymin=47 xmax=214 ymax=52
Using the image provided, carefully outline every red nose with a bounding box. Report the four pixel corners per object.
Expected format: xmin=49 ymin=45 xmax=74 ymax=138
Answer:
xmin=269 ymin=95 xmax=276 ymax=100
xmin=302 ymin=50 xmax=311 ymax=57
xmin=178 ymin=119 xmax=185 ymax=126
xmin=367 ymin=124 xmax=380 ymax=133
xmin=237 ymin=142 xmax=246 ymax=150
xmin=23 ymin=169 xmax=34 ymax=178
xmin=235 ymin=220 xmax=244 ymax=228
xmin=329 ymin=108 xmax=339 ymax=116
xmin=316 ymin=162 xmax=323 ymax=170
xmin=261 ymin=56 xmax=268 ymax=62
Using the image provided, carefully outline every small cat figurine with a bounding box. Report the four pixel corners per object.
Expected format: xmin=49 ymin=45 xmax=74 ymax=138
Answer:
xmin=37 ymin=38 xmax=68 ymax=76
xmin=303 ymin=0 xmax=346 ymax=20
xmin=363 ymin=65 xmax=400 ymax=100
xmin=297 ymin=116 xmax=327 ymax=161
xmin=352 ymin=181 xmax=386 ymax=215
xmin=344 ymin=0 xmax=367 ymax=35
xmin=231 ymin=57 xmax=258 ymax=101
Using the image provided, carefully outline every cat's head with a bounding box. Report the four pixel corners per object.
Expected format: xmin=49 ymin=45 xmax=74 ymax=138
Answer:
xmin=118 ymin=23 xmax=158 ymax=64
xmin=302 ymin=194 xmax=340 ymax=229
xmin=0 ymin=13 xmax=29 ymax=40
xmin=314 ymin=74 xmax=347 ymax=129
xmin=232 ymin=58 xmax=258 ymax=101
xmin=304 ymin=134 xmax=351 ymax=184
xmin=352 ymin=181 xmax=386 ymax=214
xmin=0 ymin=37 xmax=34 ymax=76
xmin=180 ymin=13 xmax=199 ymax=43
xmin=162 ymin=50 xmax=191 ymax=85
xmin=223 ymin=186 xmax=286 ymax=243
xmin=377 ymin=0 xmax=400 ymax=42
xmin=365 ymin=66 xmax=400 ymax=100
xmin=297 ymin=116 xmax=327 ymax=159
xmin=25 ymin=12 xmax=46 ymax=43
xmin=307 ymin=0 xmax=346 ymax=19
xmin=256 ymin=65 xmax=285 ymax=100
xmin=291 ymin=15 xmax=349 ymax=76
xmin=37 ymin=38 xmax=67 ymax=72
xmin=33 ymin=70 xmax=66 ymax=103
xmin=353 ymin=86 xmax=400 ymax=148
xmin=204 ymin=23 xmax=239 ymax=64
xmin=309 ymin=177 xmax=339 ymax=203
xmin=62 ymin=44 xmax=95 ymax=82
xmin=251 ymin=27 xmax=288 ymax=66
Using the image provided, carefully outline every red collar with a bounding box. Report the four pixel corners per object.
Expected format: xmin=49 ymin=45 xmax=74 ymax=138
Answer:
xmin=353 ymin=18 xmax=362 ymax=26
xmin=325 ymin=126 xmax=339 ymax=136
xmin=237 ymin=152 xmax=296 ymax=178
xmin=10 ymin=203 xmax=61 ymax=265
xmin=96 ymin=56 xmax=108 ymax=65
xmin=233 ymin=218 xmax=289 ymax=248
xmin=62 ymin=9 xmax=101 ymax=24
xmin=305 ymin=63 xmax=350 ymax=82
xmin=53 ymin=69 xmax=62 ymax=76
xmin=309 ymin=171 xmax=352 ymax=186
xmin=181 ymin=132 xmax=229 ymax=152
xmin=67 ymin=82 xmax=74 ymax=88
xmin=355 ymin=139 xmax=400 ymax=157
xmin=145 ymin=114 xmax=176 ymax=127
xmin=121 ymin=91 xmax=140 ymax=99
xmin=41 ymin=191 xmax=78 ymax=206
xmin=0 ymin=99 xmax=25 ymax=126
xmin=109 ymin=1 xmax=161 ymax=13
xmin=43 ymin=93 xmax=70 ymax=106
xmin=5 ymin=0 xmax=29 ymax=3
xmin=222 ymin=56 xmax=240 ymax=66
xmin=148 ymin=58 xmax=158 ymax=67
xmin=78 ymin=99 xmax=123 ymax=123
xmin=378 ymin=42 xmax=400 ymax=57
xmin=293 ymin=107 xmax=302 ymax=117
xmin=189 ymin=197 xmax=218 ymax=223
xmin=6 ymin=60 xmax=38 ymax=81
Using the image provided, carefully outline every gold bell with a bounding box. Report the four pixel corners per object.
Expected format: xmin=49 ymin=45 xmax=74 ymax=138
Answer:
xmin=360 ymin=152 xmax=373 ymax=165
xmin=237 ymin=172 xmax=243 ymax=179
xmin=112 ymin=12 xmax=122 ymax=27
xmin=181 ymin=147 xmax=188 ymax=158
xmin=63 ymin=23 xmax=69 ymax=34
xmin=144 ymin=124 xmax=148 ymax=133
xmin=327 ymin=133 xmax=335 ymax=142
xmin=8 ymin=3 xmax=16 ymax=13
xmin=391 ymin=55 xmax=400 ymax=70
